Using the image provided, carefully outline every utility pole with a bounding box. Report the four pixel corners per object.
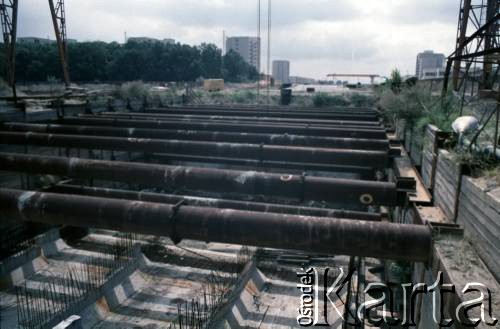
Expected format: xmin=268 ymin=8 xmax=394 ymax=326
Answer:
xmin=0 ymin=0 xmax=18 ymax=101
xmin=221 ymin=30 xmax=225 ymax=79
xmin=266 ymin=0 xmax=271 ymax=106
xmin=48 ymin=0 xmax=71 ymax=88
xmin=256 ymin=0 xmax=261 ymax=105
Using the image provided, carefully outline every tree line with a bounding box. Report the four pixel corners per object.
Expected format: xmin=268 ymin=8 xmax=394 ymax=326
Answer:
xmin=1 ymin=40 xmax=259 ymax=83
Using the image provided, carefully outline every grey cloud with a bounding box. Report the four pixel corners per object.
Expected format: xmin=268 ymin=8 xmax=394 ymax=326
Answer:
xmin=16 ymin=0 xmax=459 ymax=79
xmin=389 ymin=0 xmax=458 ymax=25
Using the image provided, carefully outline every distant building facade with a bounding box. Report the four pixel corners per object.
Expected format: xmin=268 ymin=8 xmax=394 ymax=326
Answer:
xmin=18 ymin=37 xmax=77 ymax=45
xmin=272 ymin=60 xmax=290 ymax=83
xmin=415 ymin=50 xmax=445 ymax=80
xmin=128 ymin=37 xmax=175 ymax=45
xmin=18 ymin=37 xmax=54 ymax=45
xmin=225 ymin=36 xmax=260 ymax=70
xmin=289 ymin=76 xmax=316 ymax=84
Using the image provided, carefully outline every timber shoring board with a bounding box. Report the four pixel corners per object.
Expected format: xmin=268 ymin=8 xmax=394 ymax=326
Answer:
xmin=433 ymin=150 xmax=462 ymax=221
xmin=456 ymin=176 xmax=500 ymax=282
xmin=421 ymin=125 xmax=441 ymax=190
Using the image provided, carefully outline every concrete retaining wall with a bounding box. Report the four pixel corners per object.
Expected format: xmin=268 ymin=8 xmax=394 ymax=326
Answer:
xmin=456 ymin=176 xmax=500 ymax=282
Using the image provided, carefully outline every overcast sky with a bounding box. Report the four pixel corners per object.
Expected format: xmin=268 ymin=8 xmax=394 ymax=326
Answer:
xmin=18 ymin=0 xmax=458 ymax=79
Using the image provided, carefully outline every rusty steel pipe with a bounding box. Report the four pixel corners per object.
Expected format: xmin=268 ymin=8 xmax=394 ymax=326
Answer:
xmin=0 ymin=131 xmax=390 ymax=168
xmin=90 ymin=112 xmax=383 ymax=128
xmin=154 ymin=105 xmax=377 ymax=114
xmin=60 ymin=117 xmax=387 ymax=139
xmin=0 ymin=188 xmax=432 ymax=261
xmin=86 ymin=113 xmax=385 ymax=131
xmin=50 ymin=184 xmax=383 ymax=221
xmin=0 ymin=152 xmax=403 ymax=206
xmin=1 ymin=123 xmax=390 ymax=150
xmin=145 ymin=108 xmax=379 ymax=121
xmin=149 ymin=153 xmax=375 ymax=176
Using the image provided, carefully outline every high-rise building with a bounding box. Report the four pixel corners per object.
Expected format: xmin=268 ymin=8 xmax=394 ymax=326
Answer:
xmin=127 ymin=37 xmax=175 ymax=45
xmin=272 ymin=60 xmax=290 ymax=83
xmin=415 ymin=50 xmax=445 ymax=80
xmin=225 ymin=36 xmax=260 ymax=70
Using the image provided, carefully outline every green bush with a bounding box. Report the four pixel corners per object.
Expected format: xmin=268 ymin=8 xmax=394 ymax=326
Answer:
xmin=312 ymin=93 xmax=349 ymax=107
xmin=113 ymin=81 xmax=150 ymax=99
xmin=349 ymin=93 xmax=374 ymax=107
xmin=231 ymin=90 xmax=256 ymax=104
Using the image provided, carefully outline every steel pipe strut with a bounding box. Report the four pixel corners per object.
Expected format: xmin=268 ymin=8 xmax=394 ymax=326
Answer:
xmin=96 ymin=111 xmax=382 ymax=127
xmin=50 ymin=184 xmax=383 ymax=221
xmin=59 ymin=117 xmax=387 ymax=139
xmin=149 ymin=153 xmax=375 ymax=176
xmin=144 ymin=108 xmax=379 ymax=121
xmin=0 ymin=152 xmax=403 ymax=206
xmin=84 ymin=114 xmax=385 ymax=131
xmin=0 ymin=188 xmax=432 ymax=261
xmin=85 ymin=113 xmax=384 ymax=130
xmin=155 ymin=105 xmax=377 ymax=114
xmin=1 ymin=123 xmax=390 ymax=150
xmin=0 ymin=131 xmax=390 ymax=168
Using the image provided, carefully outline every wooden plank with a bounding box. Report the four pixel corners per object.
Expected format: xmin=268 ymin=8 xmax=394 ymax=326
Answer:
xmin=455 ymin=175 xmax=500 ymax=281
xmin=433 ymin=150 xmax=462 ymax=221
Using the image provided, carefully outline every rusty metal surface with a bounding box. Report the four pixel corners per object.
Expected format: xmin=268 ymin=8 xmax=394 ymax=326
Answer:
xmin=59 ymin=117 xmax=387 ymax=139
xmin=0 ymin=131 xmax=390 ymax=168
xmin=93 ymin=111 xmax=382 ymax=127
xmin=0 ymin=188 xmax=432 ymax=261
xmin=49 ymin=184 xmax=383 ymax=221
xmin=148 ymin=153 xmax=375 ymax=176
xmin=0 ymin=152 xmax=402 ymax=206
xmin=80 ymin=114 xmax=385 ymax=131
xmin=153 ymin=104 xmax=377 ymax=114
xmin=144 ymin=108 xmax=379 ymax=121
xmin=1 ymin=122 xmax=391 ymax=150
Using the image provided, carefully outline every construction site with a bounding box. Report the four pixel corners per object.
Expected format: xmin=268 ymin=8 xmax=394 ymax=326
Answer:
xmin=0 ymin=1 xmax=499 ymax=328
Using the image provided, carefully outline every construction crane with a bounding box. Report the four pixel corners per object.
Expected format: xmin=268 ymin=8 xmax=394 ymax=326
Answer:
xmin=327 ymin=73 xmax=380 ymax=85
xmin=0 ymin=0 xmax=18 ymax=101
xmin=0 ymin=0 xmax=71 ymax=102
xmin=48 ymin=0 xmax=71 ymax=88
xmin=444 ymin=0 xmax=500 ymax=95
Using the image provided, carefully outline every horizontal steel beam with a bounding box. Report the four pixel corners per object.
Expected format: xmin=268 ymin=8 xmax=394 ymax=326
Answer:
xmin=0 ymin=152 xmax=404 ymax=206
xmin=92 ymin=112 xmax=383 ymax=128
xmin=144 ymin=108 xmax=379 ymax=121
xmin=50 ymin=184 xmax=383 ymax=221
xmin=0 ymin=188 xmax=432 ymax=261
xmin=0 ymin=131 xmax=390 ymax=168
xmin=1 ymin=123 xmax=391 ymax=150
xmin=60 ymin=117 xmax=388 ymax=139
